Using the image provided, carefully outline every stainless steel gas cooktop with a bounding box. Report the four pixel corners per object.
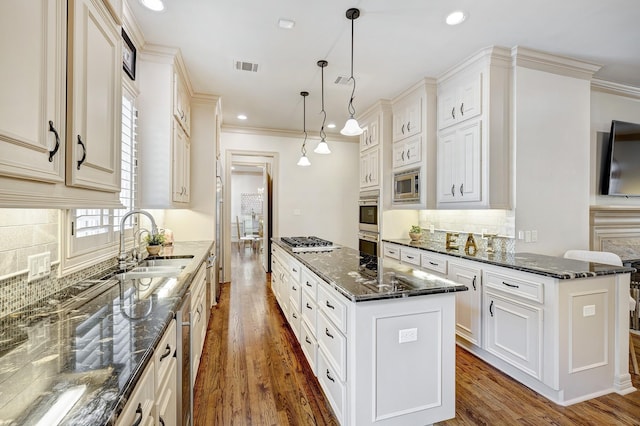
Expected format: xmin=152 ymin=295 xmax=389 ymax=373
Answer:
xmin=280 ymin=236 xmax=338 ymax=252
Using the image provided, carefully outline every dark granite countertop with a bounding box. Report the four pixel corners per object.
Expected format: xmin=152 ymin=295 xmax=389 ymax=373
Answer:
xmin=272 ymin=239 xmax=468 ymax=302
xmin=383 ymin=238 xmax=636 ymax=279
xmin=0 ymin=241 xmax=213 ymax=425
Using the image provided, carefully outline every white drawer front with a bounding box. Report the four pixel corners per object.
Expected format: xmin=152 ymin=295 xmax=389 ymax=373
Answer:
xmin=300 ymin=268 xmax=319 ymax=301
xmin=383 ymin=244 xmax=401 ymax=260
xmin=317 ymin=350 xmax=346 ymax=424
xmin=289 ymin=278 xmax=302 ymax=311
xmin=300 ymin=320 xmax=318 ymax=375
xmin=400 ymin=247 xmax=421 ymax=266
xmin=421 ymin=252 xmax=448 ymax=275
xmin=288 ymin=301 xmax=301 ymax=340
xmin=485 ymin=271 xmax=544 ymax=303
xmin=301 ymin=291 xmax=317 ymax=336
xmin=317 ymin=312 xmax=347 ymax=382
xmin=155 ymin=320 xmax=177 ymax=385
xmin=317 ymin=283 xmax=348 ymax=334
xmin=287 ymin=258 xmax=302 ymax=283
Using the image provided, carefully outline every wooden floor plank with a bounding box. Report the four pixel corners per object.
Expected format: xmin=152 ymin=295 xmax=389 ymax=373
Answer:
xmin=194 ymin=244 xmax=640 ymax=425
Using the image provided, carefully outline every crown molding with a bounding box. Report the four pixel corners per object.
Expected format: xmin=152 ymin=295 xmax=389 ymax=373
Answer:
xmin=511 ymin=46 xmax=601 ymax=80
xmin=221 ymin=125 xmax=358 ymax=143
xmin=591 ymin=79 xmax=640 ymax=99
xmin=122 ymin=0 xmax=145 ymax=50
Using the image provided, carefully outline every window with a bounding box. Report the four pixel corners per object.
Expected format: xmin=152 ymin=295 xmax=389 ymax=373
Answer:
xmin=62 ymin=83 xmax=139 ymax=273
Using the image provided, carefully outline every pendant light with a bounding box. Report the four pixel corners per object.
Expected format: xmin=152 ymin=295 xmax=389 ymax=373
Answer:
xmin=297 ymin=91 xmax=311 ymax=166
xmin=314 ymin=60 xmax=331 ymax=154
xmin=340 ymin=8 xmax=364 ymax=136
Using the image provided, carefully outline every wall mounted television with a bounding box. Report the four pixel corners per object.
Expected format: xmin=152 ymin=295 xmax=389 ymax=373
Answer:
xmin=602 ymin=120 xmax=640 ymax=196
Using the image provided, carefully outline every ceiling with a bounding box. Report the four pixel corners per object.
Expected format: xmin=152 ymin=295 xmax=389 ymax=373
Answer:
xmin=127 ymin=0 xmax=640 ymax=138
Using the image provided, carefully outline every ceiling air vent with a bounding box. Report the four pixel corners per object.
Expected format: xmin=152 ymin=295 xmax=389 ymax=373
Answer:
xmin=235 ymin=60 xmax=259 ymax=73
xmin=334 ymin=75 xmax=352 ymax=85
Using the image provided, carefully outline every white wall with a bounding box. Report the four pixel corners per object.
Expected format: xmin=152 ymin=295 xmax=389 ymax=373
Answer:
xmin=513 ymin=67 xmax=592 ymax=255
xmin=591 ymin=88 xmax=640 ymax=206
xmin=221 ymin=131 xmax=360 ymax=249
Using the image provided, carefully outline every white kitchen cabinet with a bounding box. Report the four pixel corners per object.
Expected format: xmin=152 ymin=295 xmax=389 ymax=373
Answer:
xmin=383 ymin=242 xmax=401 ymax=260
xmin=0 ymin=0 xmax=66 ymax=184
xmin=437 ymin=72 xmax=482 ymax=130
xmin=449 ymin=260 xmax=482 ymax=346
xmin=359 ymin=148 xmax=379 ymax=189
xmin=137 ymin=46 xmax=192 ymax=208
xmin=116 ymin=359 xmax=155 ymax=426
xmin=155 ymin=320 xmax=177 ymax=426
xmin=360 ymin=115 xmax=379 ymax=151
xmin=437 ymin=119 xmax=482 ymax=205
xmin=67 ymin=0 xmax=122 ymax=192
xmin=436 ymin=47 xmax=511 ymax=209
xmin=399 ymin=246 xmax=421 ymax=267
xmin=190 ymin=262 xmax=207 ymax=385
xmin=392 ymin=91 xmax=422 ymax=142
xmin=392 ymin=135 xmax=422 ymax=169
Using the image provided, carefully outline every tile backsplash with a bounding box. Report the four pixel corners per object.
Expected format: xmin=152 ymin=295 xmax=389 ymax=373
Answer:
xmin=0 ymin=209 xmax=59 ymax=280
xmin=418 ymin=209 xmax=515 ymax=238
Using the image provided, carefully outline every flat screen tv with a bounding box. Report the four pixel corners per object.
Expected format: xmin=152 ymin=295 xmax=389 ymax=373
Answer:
xmin=602 ymin=120 xmax=640 ymax=196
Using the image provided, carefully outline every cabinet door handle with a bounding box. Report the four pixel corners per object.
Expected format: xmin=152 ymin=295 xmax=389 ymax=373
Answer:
xmin=326 ymin=369 xmax=335 ymax=382
xmin=76 ymin=135 xmax=86 ymax=170
xmin=407 ymin=122 xmax=411 ymax=132
xmin=460 ymin=102 xmax=464 ymax=116
xmin=460 ymin=183 xmax=464 ymax=196
xmin=326 ymin=301 xmax=335 ymax=310
xmin=502 ymin=281 xmax=519 ymax=289
xmin=401 ymin=151 xmax=405 ymax=161
xmin=132 ymin=403 xmax=143 ymax=426
xmin=325 ymin=328 xmax=334 ymax=339
xmin=489 ymin=300 xmax=494 ymax=317
xmin=305 ymin=336 xmax=312 ymax=344
xmin=160 ymin=343 xmax=172 ymax=361
xmin=451 ymin=107 xmax=456 ymax=119
xmin=306 ymin=303 xmax=312 ymax=310
xmin=472 ymin=276 xmax=477 ymax=291
xmin=451 ymin=184 xmax=455 ymax=197
xmin=406 ymin=150 xmax=410 ymax=159
xmin=48 ymin=121 xmax=60 ymax=162
xmin=368 ymin=173 xmax=372 ymax=182
xmin=160 ymin=417 xmax=166 ymax=426
xmin=401 ymin=124 xmax=405 ymax=134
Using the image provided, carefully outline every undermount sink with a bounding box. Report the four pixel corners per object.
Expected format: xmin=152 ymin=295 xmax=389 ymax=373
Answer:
xmin=116 ymin=256 xmax=195 ymax=278
xmin=137 ymin=256 xmax=194 ymax=268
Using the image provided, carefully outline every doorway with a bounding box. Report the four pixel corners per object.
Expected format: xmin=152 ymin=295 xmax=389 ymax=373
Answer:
xmin=224 ymin=150 xmax=277 ymax=281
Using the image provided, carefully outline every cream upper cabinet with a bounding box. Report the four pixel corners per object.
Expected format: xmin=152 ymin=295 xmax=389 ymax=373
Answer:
xmin=436 ymin=47 xmax=511 ymax=209
xmin=67 ymin=0 xmax=122 ymax=192
xmin=138 ymin=46 xmax=192 ymax=208
xmin=392 ymin=134 xmax=422 ymax=169
xmin=360 ymin=149 xmax=379 ymax=189
xmin=437 ymin=73 xmax=482 ymax=130
xmin=392 ymin=92 xmax=422 ymax=142
xmin=437 ymin=119 xmax=482 ymax=204
xmin=360 ymin=115 xmax=379 ymax=151
xmin=0 ymin=0 xmax=66 ymax=183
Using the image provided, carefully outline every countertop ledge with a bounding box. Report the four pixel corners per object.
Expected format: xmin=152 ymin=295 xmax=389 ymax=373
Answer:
xmin=272 ymin=239 xmax=468 ymax=302
xmin=0 ymin=240 xmax=213 ymax=426
xmin=383 ymin=238 xmax=636 ymax=279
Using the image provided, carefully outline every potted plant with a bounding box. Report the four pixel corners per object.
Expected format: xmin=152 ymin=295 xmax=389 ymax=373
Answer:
xmin=145 ymin=232 xmax=166 ymax=255
xmin=409 ymin=225 xmax=422 ymax=241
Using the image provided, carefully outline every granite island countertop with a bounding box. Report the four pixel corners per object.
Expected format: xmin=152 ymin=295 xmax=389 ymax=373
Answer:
xmin=383 ymin=238 xmax=636 ymax=279
xmin=272 ymin=239 xmax=468 ymax=302
xmin=0 ymin=241 xmax=213 ymax=425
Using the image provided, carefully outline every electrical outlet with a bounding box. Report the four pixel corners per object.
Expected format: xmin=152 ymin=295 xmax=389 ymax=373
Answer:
xmin=531 ymin=230 xmax=538 ymax=242
xmin=27 ymin=252 xmax=51 ymax=283
xmin=398 ymin=328 xmax=418 ymax=343
xmin=518 ymin=230 xmax=524 ymax=240
xmin=583 ymin=305 xmax=596 ymax=317
xmin=525 ymin=230 xmax=531 ymax=243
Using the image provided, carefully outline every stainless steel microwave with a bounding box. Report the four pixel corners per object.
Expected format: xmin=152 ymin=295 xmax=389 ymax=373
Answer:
xmin=393 ymin=168 xmax=420 ymax=203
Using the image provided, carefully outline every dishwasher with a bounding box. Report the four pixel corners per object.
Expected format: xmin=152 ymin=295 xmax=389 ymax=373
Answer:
xmin=176 ymin=291 xmax=192 ymax=426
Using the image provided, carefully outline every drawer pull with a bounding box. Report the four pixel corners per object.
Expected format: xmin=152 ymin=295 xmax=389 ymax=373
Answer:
xmin=406 ymin=255 xmax=414 ymax=259
xmin=132 ymin=403 xmax=143 ymax=426
xmin=489 ymin=300 xmax=494 ymax=317
xmin=305 ymin=336 xmax=312 ymax=344
xmin=159 ymin=343 xmax=172 ymax=361
xmin=293 ymin=267 xmax=298 ymax=273
xmin=325 ymin=328 xmax=334 ymax=339
xmin=326 ymin=369 xmax=335 ymax=382
xmin=292 ymin=312 xmax=297 ymax=319
xmin=306 ymin=281 xmax=312 ymax=287
xmin=428 ymin=261 xmax=438 ymax=266
xmin=326 ymin=301 xmax=335 ymax=310
xmin=306 ymin=303 xmax=313 ymax=310
xmin=502 ymin=281 xmax=519 ymax=289
xmin=292 ymin=286 xmax=297 ymax=291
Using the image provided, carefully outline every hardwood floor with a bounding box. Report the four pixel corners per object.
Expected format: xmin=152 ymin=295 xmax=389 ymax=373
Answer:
xmin=194 ymin=245 xmax=640 ymax=425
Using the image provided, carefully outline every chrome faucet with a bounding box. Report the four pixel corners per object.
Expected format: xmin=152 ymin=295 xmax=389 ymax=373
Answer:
xmin=119 ymin=209 xmax=159 ymax=269
xmin=132 ymin=228 xmax=150 ymax=262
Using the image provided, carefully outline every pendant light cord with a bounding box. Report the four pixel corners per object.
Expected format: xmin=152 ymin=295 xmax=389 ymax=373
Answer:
xmin=319 ymin=61 xmax=327 ymax=141
xmin=347 ymin=11 xmax=357 ymax=117
xmin=302 ymin=94 xmax=308 ymax=155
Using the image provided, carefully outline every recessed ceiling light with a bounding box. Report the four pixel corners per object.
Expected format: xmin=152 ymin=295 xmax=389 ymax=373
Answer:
xmin=446 ymin=10 xmax=466 ymax=26
xmin=278 ymin=18 xmax=295 ymax=29
xmin=327 ymin=123 xmax=336 ymax=129
xmin=140 ymin=0 xmax=164 ymax=12
xmin=237 ymin=114 xmax=247 ymax=120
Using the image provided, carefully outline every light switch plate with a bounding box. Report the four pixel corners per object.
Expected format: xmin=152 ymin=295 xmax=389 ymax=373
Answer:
xmin=27 ymin=252 xmax=51 ymax=283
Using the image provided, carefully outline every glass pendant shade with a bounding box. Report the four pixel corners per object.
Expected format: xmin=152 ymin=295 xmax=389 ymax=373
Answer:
xmin=314 ymin=140 xmax=331 ymax=154
xmin=340 ymin=117 xmax=363 ymax=136
xmin=297 ymin=154 xmax=311 ymax=166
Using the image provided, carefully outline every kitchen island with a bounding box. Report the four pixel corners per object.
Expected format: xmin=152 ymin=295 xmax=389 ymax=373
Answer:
xmin=270 ymin=238 xmax=468 ymax=425
xmin=384 ymin=238 xmax=637 ymax=406
xmin=0 ymin=241 xmax=213 ymax=425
